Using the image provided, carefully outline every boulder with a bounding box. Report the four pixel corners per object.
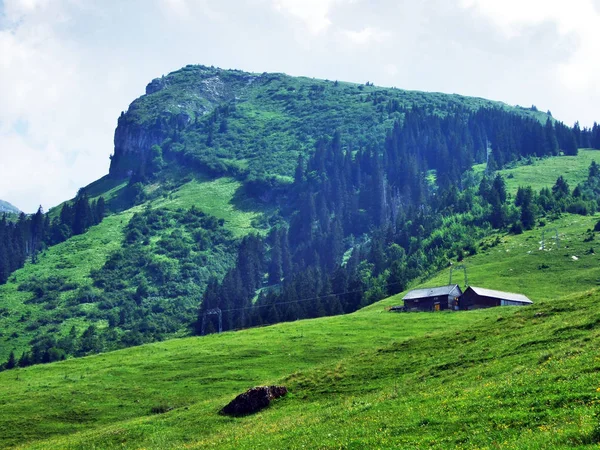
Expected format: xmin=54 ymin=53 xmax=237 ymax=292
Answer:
xmin=220 ymin=385 xmax=287 ymax=416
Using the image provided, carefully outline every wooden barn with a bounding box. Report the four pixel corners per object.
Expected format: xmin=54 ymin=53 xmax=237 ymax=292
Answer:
xmin=402 ymin=285 xmax=463 ymax=311
xmin=459 ymin=286 xmax=532 ymax=310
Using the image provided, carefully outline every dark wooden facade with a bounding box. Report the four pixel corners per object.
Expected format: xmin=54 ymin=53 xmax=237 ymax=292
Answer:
xmin=459 ymin=286 xmax=532 ymax=310
xmin=402 ymin=285 xmax=462 ymax=311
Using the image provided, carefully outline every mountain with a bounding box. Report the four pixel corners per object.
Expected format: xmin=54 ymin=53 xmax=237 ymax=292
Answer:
xmin=107 ymin=65 xmax=553 ymax=190
xmin=0 ymin=199 xmax=20 ymax=215
xmin=0 ymin=65 xmax=598 ymax=368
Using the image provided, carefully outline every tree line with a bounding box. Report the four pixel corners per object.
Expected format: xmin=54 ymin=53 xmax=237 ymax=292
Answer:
xmin=0 ymin=193 xmax=105 ymax=285
xmin=574 ymin=122 xmax=600 ymax=150
xmin=197 ymin=106 xmax=588 ymax=333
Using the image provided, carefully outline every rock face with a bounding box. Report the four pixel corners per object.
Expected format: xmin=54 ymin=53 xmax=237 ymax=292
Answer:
xmin=108 ymin=65 xmax=258 ymax=178
xmin=220 ymin=385 xmax=287 ymax=416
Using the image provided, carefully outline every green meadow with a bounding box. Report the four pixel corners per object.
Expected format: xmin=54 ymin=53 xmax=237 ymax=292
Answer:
xmin=473 ymin=149 xmax=600 ymax=195
xmin=150 ymin=177 xmax=265 ymax=236
xmin=1 ymin=212 xmax=599 ymax=449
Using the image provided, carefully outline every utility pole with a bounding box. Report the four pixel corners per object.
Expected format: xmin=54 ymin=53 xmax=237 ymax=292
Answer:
xmin=541 ymin=228 xmax=560 ymax=250
xmin=201 ymin=308 xmax=222 ymax=335
xmin=449 ymin=264 xmax=468 ymax=287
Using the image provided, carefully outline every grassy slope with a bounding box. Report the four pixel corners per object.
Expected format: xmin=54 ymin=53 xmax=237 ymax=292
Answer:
xmin=375 ymin=214 xmax=600 ymax=310
xmin=473 ymin=148 xmax=600 ymax=195
xmin=0 ymin=212 xmax=133 ymax=361
xmin=150 ymin=177 xmax=264 ymax=237
xmin=0 ymin=177 xmax=265 ymax=361
xmin=2 ymin=212 xmax=599 ymax=449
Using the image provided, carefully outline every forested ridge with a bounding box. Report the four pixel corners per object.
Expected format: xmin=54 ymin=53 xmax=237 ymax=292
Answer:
xmin=2 ymin=65 xmax=600 ymax=370
xmin=198 ymin=107 xmax=600 ymax=332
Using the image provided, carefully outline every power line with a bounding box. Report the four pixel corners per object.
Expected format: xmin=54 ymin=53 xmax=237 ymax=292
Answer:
xmin=211 ymin=280 xmax=407 ymax=314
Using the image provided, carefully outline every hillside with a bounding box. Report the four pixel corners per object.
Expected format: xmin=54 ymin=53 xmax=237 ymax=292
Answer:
xmin=1 ymin=212 xmax=599 ymax=449
xmin=474 ymin=148 xmax=600 ymax=195
xmin=1 ymin=64 xmax=598 ymax=368
xmin=0 ymin=199 xmax=20 ymax=215
xmin=107 ymin=65 xmax=549 ymax=184
xmin=0 ymin=177 xmax=266 ymax=361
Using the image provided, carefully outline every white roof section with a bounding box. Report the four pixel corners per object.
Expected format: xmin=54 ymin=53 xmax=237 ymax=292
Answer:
xmin=468 ymin=286 xmax=532 ymax=304
xmin=403 ymin=285 xmax=462 ymax=300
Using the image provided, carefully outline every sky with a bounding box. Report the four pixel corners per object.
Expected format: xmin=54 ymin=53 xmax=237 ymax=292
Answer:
xmin=1 ymin=0 xmax=599 ymax=213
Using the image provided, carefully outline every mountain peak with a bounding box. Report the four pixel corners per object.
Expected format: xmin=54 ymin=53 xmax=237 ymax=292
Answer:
xmin=0 ymin=199 xmax=21 ymax=215
xmin=109 ymin=64 xmax=551 ymax=183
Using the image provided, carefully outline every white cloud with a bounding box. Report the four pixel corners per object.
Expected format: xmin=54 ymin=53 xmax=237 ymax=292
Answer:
xmin=157 ymin=0 xmax=223 ymax=22
xmin=340 ymin=26 xmax=392 ymax=45
xmin=2 ymin=0 xmax=52 ymax=21
xmin=461 ymin=0 xmax=600 ymax=97
xmin=0 ymin=133 xmax=74 ymax=214
xmin=384 ymin=63 xmax=398 ymax=77
xmin=272 ymin=0 xmax=345 ymax=34
xmin=159 ymin=0 xmax=191 ymax=18
xmin=0 ymin=0 xmax=127 ymax=212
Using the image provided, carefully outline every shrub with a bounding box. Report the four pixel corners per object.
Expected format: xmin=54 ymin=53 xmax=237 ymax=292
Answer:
xmin=566 ymin=200 xmax=589 ymax=216
xmin=510 ymin=222 xmax=524 ymax=235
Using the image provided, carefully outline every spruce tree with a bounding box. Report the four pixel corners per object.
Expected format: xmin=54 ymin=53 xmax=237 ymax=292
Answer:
xmin=96 ymin=197 xmax=106 ymax=223
xmin=5 ymin=350 xmax=16 ymax=370
xmin=30 ymin=206 xmax=44 ymax=263
xmin=552 ymin=176 xmax=570 ymax=200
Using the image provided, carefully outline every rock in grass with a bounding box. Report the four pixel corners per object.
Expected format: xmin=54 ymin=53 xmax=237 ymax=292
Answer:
xmin=220 ymin=386 xmax=287 ymax=416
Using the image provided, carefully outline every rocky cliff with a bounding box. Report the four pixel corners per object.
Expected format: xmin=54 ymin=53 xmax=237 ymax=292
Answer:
xmin=109 ymin=65 xmax=258 ymax=177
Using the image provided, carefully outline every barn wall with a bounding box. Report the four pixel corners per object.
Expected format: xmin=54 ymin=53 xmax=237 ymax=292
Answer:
xmin=500 ymin=300 xmax=530 ymax=307
xmin=404 ymin=296 xmax=448 ymax=311
xmin=459 ymin=291 xmax=500 ymax=310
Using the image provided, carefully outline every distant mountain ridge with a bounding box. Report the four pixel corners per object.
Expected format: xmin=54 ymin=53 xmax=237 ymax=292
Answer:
xmin=108 ymin=65 xmax=553 ymax=186
xmin=0 ymin=200 xmax=20 ymax=215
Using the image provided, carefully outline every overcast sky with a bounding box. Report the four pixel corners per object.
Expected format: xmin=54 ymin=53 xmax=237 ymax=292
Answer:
xmin=1 ymin=0 xmax=599 ymax=213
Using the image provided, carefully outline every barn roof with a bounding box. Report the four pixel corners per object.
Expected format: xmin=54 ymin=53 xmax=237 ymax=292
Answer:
xmin=466 ymin=286 xmax=532 ymax=304
xmin=403 ymin=285 xmax=462 ymax=300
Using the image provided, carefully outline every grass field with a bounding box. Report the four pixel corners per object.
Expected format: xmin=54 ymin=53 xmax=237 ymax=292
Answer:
xmin=473 ymin=148 xmax=600 ymax=195
xmin=2 ymin=213 xmax=600 ymax=449
xmin=150 ymin=177 xmax=265 ymax=237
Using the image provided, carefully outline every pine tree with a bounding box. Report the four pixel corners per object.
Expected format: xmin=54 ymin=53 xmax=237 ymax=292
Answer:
xmin=5 ymin=350 xmax=16 ymax=370
xmin=268 ymin=235 xmax=283 ymax=285
xmin=18 ymin=351 xmax=31 ymax=368
xmin=589 ymin=161 xmax=599 ymax=179
xmin=544 ymin=118 xmax=559 ymax=155
xmin=592 ymin=123 xmax=600 ymax=149
xmin=552 ymin=176 xmax=570 ymax=200
xmin=59 ymin=203 xmax=74 ymax=232
xmin=96 ymin=197 xmax=106 ymax=224
xmin=30 ymin=206 xmax=45 ymax=263
xmin=573 ymin=121 xmax=582 ymax=147
xmin=0 ymin=239 xmax=9 ymax=284
xmin=73 ymin=194 xmax=92 ymax=235
xmin=516 ymin=186 xmax=536 ymax=230
xmin=492 ymin=175 xmax=507 ymax=204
